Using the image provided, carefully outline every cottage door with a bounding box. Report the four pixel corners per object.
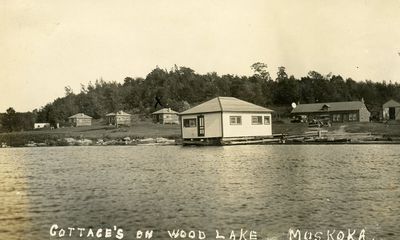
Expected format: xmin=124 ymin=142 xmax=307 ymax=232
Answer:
xmin=389 ymin=107 xmax=395 ymax=120
xmin=343 ymin=113 xmax=348 ymax=122
xmin=197 ymin=115 xmax=205 ymax=137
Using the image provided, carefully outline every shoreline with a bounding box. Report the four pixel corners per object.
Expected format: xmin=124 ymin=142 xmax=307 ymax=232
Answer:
xmin=1 ymin=136 xmax=180 ymax=148
xmin=1 ymin=121 xmax=400 ymax=148
xmin=1 ymin=135 xmax=400 ymax=148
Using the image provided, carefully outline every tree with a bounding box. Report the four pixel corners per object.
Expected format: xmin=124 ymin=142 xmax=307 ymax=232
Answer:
xmin=1 ymin=107 xmax=17 ymax=132
xmin=64 ymin=86 xmax=74 ymax=96
xmin=274 ymin=67 xmax=299 ymax=104
xmin=251 ymin=62 xmax=271 ymax=81
xmin=276 ymin=66 xmax=288 ymax=81
xmin=30 ymin=64 xmax=400 ymax=124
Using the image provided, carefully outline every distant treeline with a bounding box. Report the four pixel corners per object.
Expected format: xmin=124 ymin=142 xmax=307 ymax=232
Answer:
xmin=1 ymin=63 xmax=400 ymax=132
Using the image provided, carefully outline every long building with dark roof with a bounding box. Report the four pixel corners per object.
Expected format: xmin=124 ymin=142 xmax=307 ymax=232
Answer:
xmin=291 ymin=100 xmax=371 ymax=122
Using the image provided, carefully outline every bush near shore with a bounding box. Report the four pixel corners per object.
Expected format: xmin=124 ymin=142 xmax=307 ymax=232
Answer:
xmin=0 ymin=132 xmax=68 ymax=147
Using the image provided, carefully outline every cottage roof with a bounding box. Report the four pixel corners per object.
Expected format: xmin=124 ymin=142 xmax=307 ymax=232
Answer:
xmin=383 ymin=99 xmax=400 ymax=108
xmin=106 ymin=111 xmax=131 ymax=116
xmin=291 ymin=101 xmax=366 ymax=114
xmin=68 ymin=113 xmax=92 ymax=119
xmin=152 ymin=108 xmax=178 ymax=114
xmin=179 ymin=97 xmax=273 ymax=115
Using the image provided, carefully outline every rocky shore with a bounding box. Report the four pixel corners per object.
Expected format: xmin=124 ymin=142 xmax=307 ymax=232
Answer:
xmin=0 ymin=137 xmax=179 ymax=148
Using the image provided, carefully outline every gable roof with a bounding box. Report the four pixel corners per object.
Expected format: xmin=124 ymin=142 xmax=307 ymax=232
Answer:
xmin=179 ymin=97 xmax=273 ymax=115
xmin=383 ymin=99 xmax=400 ymax=108
xmin=291 ymin=101 xmax=367 ymax=114
xmin=68 ymin=113 xmax=92 ymax=119
xmin=106 ymin=111 xmax=131 ymax=116
xmin=152 ymin=108 xmax=178 ymax=114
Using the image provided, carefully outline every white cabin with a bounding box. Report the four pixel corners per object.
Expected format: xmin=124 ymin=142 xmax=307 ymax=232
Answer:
xmin=34 ymin=123 xmax=50 ymax=129
xmin=179 ymin=97 xmax=273 ymax=145
xmin=382 ymin=99 xmax=400 ymax=121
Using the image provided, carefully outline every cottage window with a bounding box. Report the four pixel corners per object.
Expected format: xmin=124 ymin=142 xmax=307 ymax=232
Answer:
xmin=264 ymin=116 xmax=270 ymax=125
xmin=332 ymin=114 xmax=341 ymax=122
xmin=183 ymin=118 xmax=197 ymax=128
xmin=252 ymin=116 xmax=263 ymax=125
xmin=348 ymin=113 xmax=357 ymax=121
xmin=230 ymin=116 xmax=242 ymax=125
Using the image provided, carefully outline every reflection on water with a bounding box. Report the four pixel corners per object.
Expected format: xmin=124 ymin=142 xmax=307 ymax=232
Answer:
xmin=0 ymin=150 xmax=32 ymax=239
xmin=0 ymin=145 xmax=399 ymax=240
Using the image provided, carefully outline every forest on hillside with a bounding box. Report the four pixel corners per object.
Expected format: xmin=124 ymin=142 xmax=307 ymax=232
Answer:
xmin=1 ymin=63 xmax=400 ymax=132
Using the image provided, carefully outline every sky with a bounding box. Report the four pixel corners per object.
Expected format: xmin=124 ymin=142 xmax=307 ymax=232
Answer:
xmin=1 ymin=0 xmax=400 ymax=112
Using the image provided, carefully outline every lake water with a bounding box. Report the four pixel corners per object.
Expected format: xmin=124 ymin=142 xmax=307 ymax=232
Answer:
xmin=0 ymin=145 xmax=399 ymax=240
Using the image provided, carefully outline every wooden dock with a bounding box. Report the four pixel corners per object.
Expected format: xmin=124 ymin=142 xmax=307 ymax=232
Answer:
xmin=182 ymin=131 xmax=400 ymax=146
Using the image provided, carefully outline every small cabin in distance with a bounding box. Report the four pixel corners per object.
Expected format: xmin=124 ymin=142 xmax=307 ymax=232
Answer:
xmin=105 ymin=111 xmax=131 ymax=126
xmin=179 ymin=97 xmax=273 ymax=145
xmin=68 ymin=113 xmax=93 ymax=127
xmin=34 ymin=123 xmax=51 ymax=129
xmin=152 ymin=108 xmax=179 ymax=124
xmin=382 ymin=99 xmax=400 ymax=121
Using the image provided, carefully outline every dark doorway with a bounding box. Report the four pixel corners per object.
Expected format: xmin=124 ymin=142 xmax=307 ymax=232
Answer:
xmin=197 ymin=115 xmax=205 ymax=137
xmin=389 ymin=107 xmax=395 ymax=120
xmin=343 ymin=114 xmax=348 ymax=122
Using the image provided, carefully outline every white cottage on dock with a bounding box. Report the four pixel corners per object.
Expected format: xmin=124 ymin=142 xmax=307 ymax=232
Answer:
xmin=179 ymin=97 xmax=274 ymax=145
